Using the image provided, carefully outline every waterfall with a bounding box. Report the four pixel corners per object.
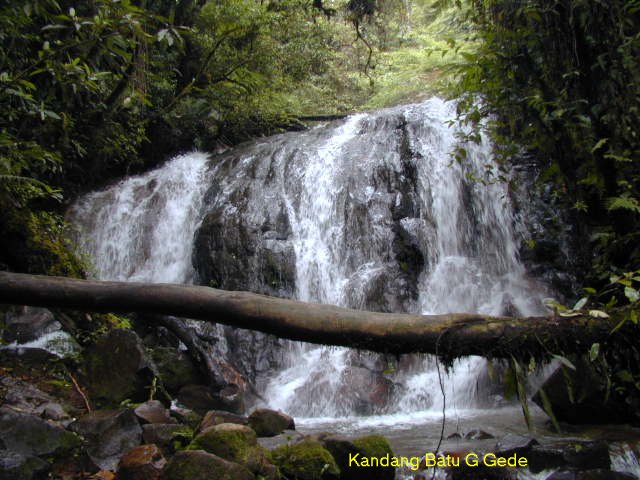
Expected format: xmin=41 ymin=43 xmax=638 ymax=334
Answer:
xmin=69 ymin=98 xmax=550 ymax=420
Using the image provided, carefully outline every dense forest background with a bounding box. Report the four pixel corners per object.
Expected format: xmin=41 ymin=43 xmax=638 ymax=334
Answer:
xmin=1 ymin=0 xmax=639 ymax=303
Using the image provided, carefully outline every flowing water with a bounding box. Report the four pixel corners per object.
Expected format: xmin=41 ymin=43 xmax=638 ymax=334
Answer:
xmin=68 ymin=98 xmax=640 ymax=476
xmin=69 ymin=96 xmax=548 ymax=422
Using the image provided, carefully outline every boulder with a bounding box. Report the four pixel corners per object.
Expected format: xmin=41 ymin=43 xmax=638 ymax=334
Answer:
xmin=322 ymin=434 xmax=394 ymax=480
xmin=178 ymin=384 xmax=244 ymax=415
xmin=134 ymin=400 xmax=173 ymax=425
xmin=0 ymin=407 xmax=80 ymax=457
xmin=1 ymin=376 xmax=70 ymax=421
xmin=69 ymin=408 xmax=142 ymax=471
xmin=116 ymin=444 xmax=165 ymax=480
xmin=83 ymin=329 xmax=157 ymax=406
xmin=0 ymin=450 xmax=49 ymax=480
xmin=197 ymin=410 xmax=248 ymax=433
xmin=149 ymin=347 xmax=202 ymax=394
xmin=141 ymin=424 xmax=193 ymax=453
xmin=188 ymin=423 xmax=277 ymax=479
xmin=162 ymin=450 xmax=254 ymax=480
xmin=528 ymin=444 xmax=566 ymax=474
xmin=169 ymin=405 xmax=201 ymax=429
xmin=528 ymin=441 xmax=612 ymax=474
xmin=533 ymin=359 xmax=634 ymax=424
xmin=562 ymin=441 xmax=610 ymax=471
xmin=248 ymin=409 xmax=295 ymax=437
xmin=270 ymin=439 xmax=340 ymax=480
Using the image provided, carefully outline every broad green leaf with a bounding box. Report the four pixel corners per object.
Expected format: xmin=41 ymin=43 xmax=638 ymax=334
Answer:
xmin=591 ymin=138 xmax=608 ymax=153
xmin=552 ymin=354 xmax=576 ymax=370
xmin=607 ymin=195 xmax=640 ymax=213
xmin=589 ymin=343 xmax=600 ymax=361
xmin=573 ymin=297 xmax=588 ymax=310
xmin=625 ymin=287 xmax=639 ymax=303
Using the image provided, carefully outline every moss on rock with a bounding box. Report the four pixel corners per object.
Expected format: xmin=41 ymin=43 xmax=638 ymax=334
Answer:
xmin=269 ymin=439 xmax=340 ymax=480
xmin=163 ymin=450 xmax=254 ymax=480
xmin=188 ymin=423 xmax=279 ymax=479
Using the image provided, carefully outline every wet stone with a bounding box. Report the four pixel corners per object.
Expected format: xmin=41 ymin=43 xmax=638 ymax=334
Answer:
xmin=0 ymin=450 xmax=49 ymax=480
xmin=248 ymin=408 xmax=295 ymax=437
xmin=69 ymin=408 xmax=142 ymax=471
xmin=134 ymin=400 xmax=173 ymax=425
xmin=116 ymin=444 xmax=166 ymax=480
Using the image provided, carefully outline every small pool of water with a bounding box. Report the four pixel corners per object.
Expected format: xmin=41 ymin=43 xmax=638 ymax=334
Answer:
xmin=294 ymin=405 xmax=640 ymax=479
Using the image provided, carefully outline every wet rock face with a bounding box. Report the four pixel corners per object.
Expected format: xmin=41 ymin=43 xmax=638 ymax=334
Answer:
xmin=510 ymin=158 xmax=581 ymax=300
xmin=338 ymin=366 xmax=397 ymax=416
xmin=2 ymin=306 xmax=60 ymax=344
xmin=193 ymin=198 xmax=296 ymax=299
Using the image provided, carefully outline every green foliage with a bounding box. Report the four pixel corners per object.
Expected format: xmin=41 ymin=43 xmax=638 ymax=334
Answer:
xmin=450 ymin=0 xmax=640 ymax=280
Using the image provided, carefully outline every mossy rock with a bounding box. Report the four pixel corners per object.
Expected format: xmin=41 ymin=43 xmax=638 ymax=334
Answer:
xmin=163 ymin=450 xmax=254 ymax=480
xmin=149 ymin=347 xmax=202 ymax=394
xmin=188 ymin=423 xmax=279 ymax=479
xmin=270 ymin=439 xmax=340 ymax=480
xmin=83 ymin=329 xmax=157 ymax=406
xmin=323 ymin=434 xmax=394 ymax=480
xmin=351 ymin=435 xmax=394 ymax=480
xmin=248 ymin=408 xmax=295 ymax=437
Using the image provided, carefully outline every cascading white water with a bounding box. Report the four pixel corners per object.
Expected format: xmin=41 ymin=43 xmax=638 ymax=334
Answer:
xmin=264 ymin=99 xmax=548 ymax=418
xmin=68 ymin=152 xmax=210 ymax=283
xmin=69 ymin=98 xmax=550 ymax=422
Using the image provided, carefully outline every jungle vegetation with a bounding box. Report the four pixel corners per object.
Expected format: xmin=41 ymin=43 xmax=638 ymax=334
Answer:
xmin=0 ymin=0 xmax=638 ymax=303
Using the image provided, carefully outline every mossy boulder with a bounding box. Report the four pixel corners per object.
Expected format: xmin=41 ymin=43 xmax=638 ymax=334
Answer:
xmin=149 ymin=347 xmax=202 ymax=394
xmin=141 ymin=424 xmax=193 ymax=454
xmin=188 ymin=423 xmax=278 ymax=479
xmin=83 ymin=329 xmax=157 ymax=406
xmin=162 ymin=450 xmax=254 ymax=480
xmin=322 ymin=434 xmax=394 ymax=480
xmin=270 ymin=439 xmax=340 ymax=480
xmin=248 ymin=408 xmax=295 ymax=437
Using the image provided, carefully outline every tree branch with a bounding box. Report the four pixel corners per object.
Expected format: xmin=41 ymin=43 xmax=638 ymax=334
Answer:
xmin=0 ymin=271 xmax=633 ymax=361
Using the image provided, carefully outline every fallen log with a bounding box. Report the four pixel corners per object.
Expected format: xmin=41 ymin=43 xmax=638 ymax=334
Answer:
xmin=0 ymin=271 xmax=633 ymax=360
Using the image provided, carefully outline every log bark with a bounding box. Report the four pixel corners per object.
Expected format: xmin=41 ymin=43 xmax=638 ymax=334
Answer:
xmin=0 ymin=271 xmax=631 ymax=360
